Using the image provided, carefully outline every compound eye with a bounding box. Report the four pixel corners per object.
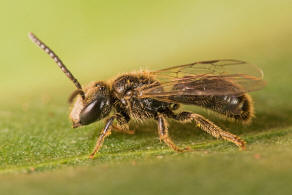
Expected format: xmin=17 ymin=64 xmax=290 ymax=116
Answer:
xmin=80 ymin=98 xmax=105 ymax=125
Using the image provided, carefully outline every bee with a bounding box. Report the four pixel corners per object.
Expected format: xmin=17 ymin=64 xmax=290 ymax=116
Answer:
xmin=29 ymin=32 xmax=265 ymax=158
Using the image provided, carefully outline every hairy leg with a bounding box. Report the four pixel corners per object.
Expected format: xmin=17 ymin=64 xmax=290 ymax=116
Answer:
xmin=157 ymin=114 xmax=190 ymax=152
xmin=112 ymin=113 xmax=135 ymax=134
xmin=112 ymin=125 xmax=135 ymax=134
xmin=170 ymin=111 xmax=246 ymax=149
xmin=89 ymin=116 xmax=115 ymax=159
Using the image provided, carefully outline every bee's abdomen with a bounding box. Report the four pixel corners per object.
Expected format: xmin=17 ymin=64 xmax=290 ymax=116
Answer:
xmin=169 ymin=93 xmax=254 ymax=122
xmin=215 ymin=94 xmax=254 ymax=122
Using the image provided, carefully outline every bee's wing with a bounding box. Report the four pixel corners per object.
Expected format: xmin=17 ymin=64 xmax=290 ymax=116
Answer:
xmin=138 ymin=59 xmax=266 ymax=99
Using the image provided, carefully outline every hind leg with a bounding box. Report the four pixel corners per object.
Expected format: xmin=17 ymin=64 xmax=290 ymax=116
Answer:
xmin=157 ymin=114 xmax=190 ymax=152
xmin=169 ymin=111 xmax=246 ymax=149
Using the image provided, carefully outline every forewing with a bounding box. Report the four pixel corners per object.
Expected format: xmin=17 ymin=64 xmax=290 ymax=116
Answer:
xmin=138 ymin=59 xmax=265 ymax=98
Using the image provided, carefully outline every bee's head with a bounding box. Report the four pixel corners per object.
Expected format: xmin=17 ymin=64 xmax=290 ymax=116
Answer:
xmin=70 ymin=81 xmax=112 ymax=128
xmin=28 ymin=33 xmax=113 ymax=128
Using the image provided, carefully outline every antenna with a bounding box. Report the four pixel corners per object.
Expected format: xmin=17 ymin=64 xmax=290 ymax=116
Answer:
xmin=28 ymin=32 xmax=85 ymax=100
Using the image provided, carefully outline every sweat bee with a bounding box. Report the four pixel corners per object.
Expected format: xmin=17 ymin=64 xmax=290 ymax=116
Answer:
xmin=29 ymin=32 xmax=265 ymax=158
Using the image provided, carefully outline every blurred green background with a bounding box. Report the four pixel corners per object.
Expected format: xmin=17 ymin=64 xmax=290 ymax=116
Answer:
xmin=0 ymin=0 xmax=292 ymax=194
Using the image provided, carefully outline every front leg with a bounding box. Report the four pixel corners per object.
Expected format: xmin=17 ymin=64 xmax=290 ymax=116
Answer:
xmin=89 ymin=116 xmax=116 ymax=159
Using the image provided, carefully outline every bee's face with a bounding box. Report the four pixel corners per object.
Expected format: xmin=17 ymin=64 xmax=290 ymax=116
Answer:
xmin=70 ymin=81 xmax=112 ymax=128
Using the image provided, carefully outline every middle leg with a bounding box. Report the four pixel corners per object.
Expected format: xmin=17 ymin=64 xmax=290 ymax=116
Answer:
xmin=157 ymin=114 xmax=190 ymax=152
xmin=112 ymin=113 xmax=135 ymax=135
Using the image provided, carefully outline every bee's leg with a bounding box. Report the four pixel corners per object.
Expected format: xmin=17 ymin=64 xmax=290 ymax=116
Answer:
xmin=112 ymin=114 xmax=135 ymax=135
xmin=171 ymin=111 xmax=246 ymax=150
xmin=112 ymin=124 xmax=135 ymax=134
xmin=89 ymin=116 xmax=115 ymax=159
xmin=157 ymin=114 xmax=190 ymax=152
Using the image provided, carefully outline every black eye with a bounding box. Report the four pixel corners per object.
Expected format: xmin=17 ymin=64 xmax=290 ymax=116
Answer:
xmin=80 ymin=100 xmax=100 ymax=125
xmin=79 ymin=96 xmax=111 ymax=125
